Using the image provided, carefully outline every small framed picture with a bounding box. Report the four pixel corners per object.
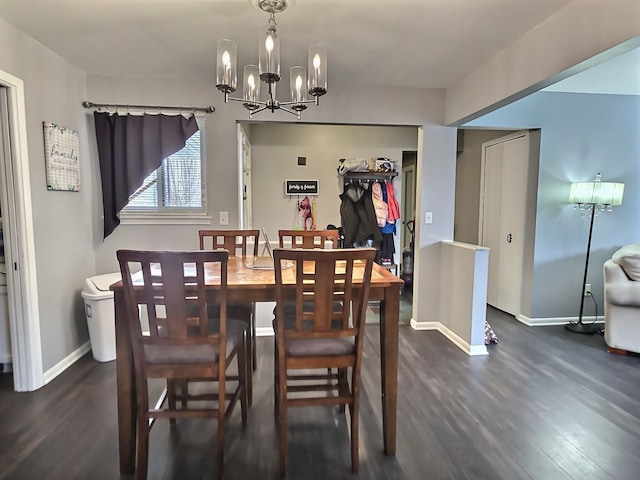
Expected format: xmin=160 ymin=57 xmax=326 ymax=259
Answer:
xmin=43 ymin=121 xmax=80 ymax=192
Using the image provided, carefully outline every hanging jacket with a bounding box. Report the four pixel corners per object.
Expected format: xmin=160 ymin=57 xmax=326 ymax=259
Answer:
xmin=380 ymin=182 xmax=396 ymax=234
xmin=386 ymin=181 xmax=400 ymax=223
xmin=371 ymin=182 xmax=388 ymax=227
xmin=339 ymin=182 xmax=382 ymax=249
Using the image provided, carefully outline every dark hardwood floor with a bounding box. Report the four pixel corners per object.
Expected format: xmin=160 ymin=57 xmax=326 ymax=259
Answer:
xmin=1 ymin=305 xmax=640 ymax=480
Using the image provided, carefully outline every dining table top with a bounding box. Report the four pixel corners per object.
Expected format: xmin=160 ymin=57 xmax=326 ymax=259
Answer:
xmin=217 ymin=255 xmax=403 ymax=287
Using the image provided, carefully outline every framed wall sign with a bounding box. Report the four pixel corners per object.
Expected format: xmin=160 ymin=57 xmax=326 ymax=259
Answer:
xmin=43 ymin=121 xmax=80 ymax=192
xmin=285 ymin=179 xmax=319 ymax=195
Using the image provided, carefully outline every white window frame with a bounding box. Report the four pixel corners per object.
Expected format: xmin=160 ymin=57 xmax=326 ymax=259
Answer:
xmin=119 ymin=115 xmax=210 ymax=225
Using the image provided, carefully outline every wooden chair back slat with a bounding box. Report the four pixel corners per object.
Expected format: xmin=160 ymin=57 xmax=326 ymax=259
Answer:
xmin=278 ymin=229 xmax=339 ymax=249
xmin=117 ymin=249 xmax=229 ymax=373
xmin=199 ymin=229 xmax=260 ymax=257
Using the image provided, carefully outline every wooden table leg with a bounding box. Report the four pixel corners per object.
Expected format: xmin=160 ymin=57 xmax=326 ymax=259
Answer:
xmin=114 ymin=289 xmax=136 ymax=474
xmin=379 ymin=285 xmax=400 ymax=456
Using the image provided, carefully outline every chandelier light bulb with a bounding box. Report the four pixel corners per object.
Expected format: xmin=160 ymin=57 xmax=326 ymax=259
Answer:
xmin=266 ymin=35 xmax=274 ymax=52
xmin=222 ymin=50 xmax=231 ymax=85
xmin=312 ymin=54 xmax=320 ymax=83
xmin=247 ymin=73 xmax=256 ymax=99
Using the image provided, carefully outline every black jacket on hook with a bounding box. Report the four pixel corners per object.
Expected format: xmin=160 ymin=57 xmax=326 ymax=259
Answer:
xmin=340 ymin=182 xmax=382 ymax=251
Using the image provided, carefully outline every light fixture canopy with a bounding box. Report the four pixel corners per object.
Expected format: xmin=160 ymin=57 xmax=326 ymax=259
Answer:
xmin=216 ymin=0 xmax=327 ymax=119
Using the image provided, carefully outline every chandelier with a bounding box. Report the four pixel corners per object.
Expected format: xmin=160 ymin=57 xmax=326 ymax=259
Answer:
xmin=215 ymin=0 xmax=327 ymax=119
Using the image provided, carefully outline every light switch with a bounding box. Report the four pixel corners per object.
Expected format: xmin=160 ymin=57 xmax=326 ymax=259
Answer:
xmin=425 ymin=211 xmax=433 ymax=224
xmin=219 ymin=211 xmax=229 ymax=225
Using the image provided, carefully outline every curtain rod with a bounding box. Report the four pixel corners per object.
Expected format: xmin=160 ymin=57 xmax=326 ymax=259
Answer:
xmin=82 ymin=101 xmax=215 ymax=114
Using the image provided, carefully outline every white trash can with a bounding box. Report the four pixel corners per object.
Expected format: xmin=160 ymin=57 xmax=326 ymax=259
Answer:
xmin=81 ymin=272 xmax=121 ymax=362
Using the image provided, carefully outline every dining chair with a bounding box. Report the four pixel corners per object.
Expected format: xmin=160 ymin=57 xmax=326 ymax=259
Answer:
xmin=274 ymin=229 xmax=343 ymax=375
xmin=272 ymin=247 xmax=376 ymax=476
xmin=278 ymin=229 xmax=339 ymax=249
xmin=199 ymin=229 xmax=260 ymax=405
xmin=116 ymin=249 xmax=248 ymax=480
xmin=274 ymin=228 xmax=343 ymax=326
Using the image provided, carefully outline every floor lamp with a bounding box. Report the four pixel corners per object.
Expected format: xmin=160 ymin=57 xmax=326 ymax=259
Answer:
xmin=565 ymin=173 xmax=624 ymax=334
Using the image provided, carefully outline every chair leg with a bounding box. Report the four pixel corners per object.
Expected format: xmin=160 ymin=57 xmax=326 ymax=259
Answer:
xmin=273 ymin=339 xmax=279 ymax=418
xmin=349 ymin=398 xmax=359 ymax=473
xmin=239 ymin=333 xmax=248 ymax=427
xmin=278 ymin=384 xmax=287 ymax=477
xmin=337 ymin=368 xmax=349 ymax=413
xmin=251 ymin=306 xmax=257 ymax=371
xmin=246 ymin=334 xmax=253 ymax=408
xmin=167 ymin=380 xmax=177 ymax=426
xmin=217 ymin=384 xmax=226 ymax=480
xmin=136 ymin=414 xmax=150 ymax=480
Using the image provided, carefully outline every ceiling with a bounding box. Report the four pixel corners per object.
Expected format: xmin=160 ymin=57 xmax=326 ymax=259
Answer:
xmin=0 ymin=0 xmax=574 ymax=90
xmin=0 ymin=0 xmax=636 ymax=97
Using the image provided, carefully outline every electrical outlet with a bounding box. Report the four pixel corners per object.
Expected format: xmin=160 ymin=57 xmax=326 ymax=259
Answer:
xmin=584 ymin=283 xmax=592 ymax=296
xmin=219 ymin=211 xmax=229 ymax=225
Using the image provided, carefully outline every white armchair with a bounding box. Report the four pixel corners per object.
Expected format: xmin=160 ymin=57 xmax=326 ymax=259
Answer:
xmin=604 ymin=244 xmax=640 ymax=355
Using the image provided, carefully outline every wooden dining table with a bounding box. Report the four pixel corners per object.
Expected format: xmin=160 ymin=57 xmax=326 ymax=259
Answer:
xmin=112 ymin=255 xmax=404 ymax=474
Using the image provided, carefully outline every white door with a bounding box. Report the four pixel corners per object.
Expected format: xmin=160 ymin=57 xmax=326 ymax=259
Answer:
xmin=480 ymin=132 xmax=529 ymax=316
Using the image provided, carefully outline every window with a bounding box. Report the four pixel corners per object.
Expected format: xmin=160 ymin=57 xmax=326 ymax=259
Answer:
xmin=122 ymin=116 xmax=207 ymax=220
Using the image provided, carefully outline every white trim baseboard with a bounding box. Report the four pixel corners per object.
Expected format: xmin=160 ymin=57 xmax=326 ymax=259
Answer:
xmin=410 ymin=319 xmax=488 ymax=356
xmin=516 ymin=314 xmax=604 ymax=327
xmin=42 ymin=341 xmax=91 ymax=386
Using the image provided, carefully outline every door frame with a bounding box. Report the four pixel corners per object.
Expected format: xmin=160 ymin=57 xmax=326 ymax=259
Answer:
xmin=237 ymin=123 xmax=253 ymax=229
xmin=401 ymin=161 xmax=416 ymax=253
xmin=0 ymin=70 xmax=43 ymax=392
xmin=479 ymin=130 xmax=530 ymax=316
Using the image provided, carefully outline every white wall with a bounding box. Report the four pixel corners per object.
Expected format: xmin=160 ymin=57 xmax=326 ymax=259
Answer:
xmin=446 ymin=0 xmax=640 ymax=125
xmin=0 ymin=17 xmax=96 ymax=371
xmin=248 ymin=122 xmax=417 ymax=264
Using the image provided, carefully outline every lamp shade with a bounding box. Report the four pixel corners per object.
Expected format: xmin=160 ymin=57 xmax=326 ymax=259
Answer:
xmin=242 ymin=65 xmax=260 ymax=110
xmin=290 ymin=66 xmax=307 ymax=104
xmin=259 ymin=24 xmax=280 ymax=82
xmin=216 ymin=39 xmax=237 ymax=93
xmin=569 ymin=181 xmax=624 ymax=206
xmin=308 ymin=44 xmax=327 ymax=97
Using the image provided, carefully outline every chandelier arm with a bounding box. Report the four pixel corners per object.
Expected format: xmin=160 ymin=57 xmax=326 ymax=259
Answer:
xmin=278 ymin=99 xmax=318 ymax=107
xmin=226 ymin=96 xmax=268 ymax=107
xmin=277 ymin=106 xmax=300 ymax=116
xmin=249 ymin=105 xmax=270 ymax=115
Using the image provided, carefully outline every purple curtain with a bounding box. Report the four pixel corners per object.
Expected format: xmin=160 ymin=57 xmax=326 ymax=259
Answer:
xmin=93 ymin=112 xmax=199 ymax=238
